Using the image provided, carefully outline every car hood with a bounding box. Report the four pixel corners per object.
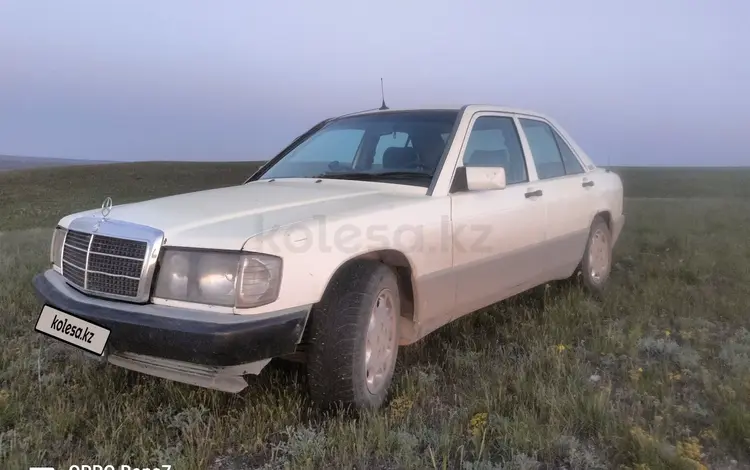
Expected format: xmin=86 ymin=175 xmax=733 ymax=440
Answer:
xmin=59 ymin=178 xmax=426 ymax=249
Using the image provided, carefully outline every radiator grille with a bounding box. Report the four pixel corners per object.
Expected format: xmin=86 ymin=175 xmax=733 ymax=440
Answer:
xmin=61 ymin=229 xmax=148 ymax=299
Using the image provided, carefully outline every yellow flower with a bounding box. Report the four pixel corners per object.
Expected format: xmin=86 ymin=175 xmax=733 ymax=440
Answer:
xmin=469 ymin=412 xmax=488 ymax=437
xmin=388 ymin=396 xmax=414 ymax=421
xmin=699 ymin=428 xmax=717 ymax=442
xmin=665 ymin=330 xmax=671 ymax=337
xmin=677 ymin=436 xmax=702 ymax=461
xmin=556 ymin=344 xmax=567 ymax=353
xmin=630 ymin=426 xmax=655 ymax=444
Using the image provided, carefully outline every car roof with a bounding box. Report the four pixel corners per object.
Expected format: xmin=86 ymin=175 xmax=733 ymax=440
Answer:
xmin=338 ymin=105 xmax=552 ymax=120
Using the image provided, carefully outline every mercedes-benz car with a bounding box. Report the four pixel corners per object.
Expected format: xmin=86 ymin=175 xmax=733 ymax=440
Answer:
xmin=33 ymin=105 xmax=625 ymax=410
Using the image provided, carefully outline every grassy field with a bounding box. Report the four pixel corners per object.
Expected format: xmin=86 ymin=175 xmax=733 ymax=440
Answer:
xmin=1 ymin=163 xmax=749 ymax=469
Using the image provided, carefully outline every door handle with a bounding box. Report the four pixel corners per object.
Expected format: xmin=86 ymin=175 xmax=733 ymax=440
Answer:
xmin=582 ymin=180 xmax=595 ymax=188
xmin=525 ymin=189 xmax=543 ymax=198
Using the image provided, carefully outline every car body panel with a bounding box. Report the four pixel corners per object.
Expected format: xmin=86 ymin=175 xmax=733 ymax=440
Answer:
xmin=239 ymin=189 xmax=454 ymax=318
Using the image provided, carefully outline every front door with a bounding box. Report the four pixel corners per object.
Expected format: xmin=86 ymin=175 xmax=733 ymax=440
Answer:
xmin=450 ymin=113 xmax=547 ymax=315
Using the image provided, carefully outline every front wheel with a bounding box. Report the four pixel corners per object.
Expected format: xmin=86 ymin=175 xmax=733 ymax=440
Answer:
xmin=305 ymin=261 xmax=400 ymax=410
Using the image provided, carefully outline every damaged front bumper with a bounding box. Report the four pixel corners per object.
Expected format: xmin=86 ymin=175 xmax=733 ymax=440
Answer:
xmin=32 ymin=269 xmax=310 ymax=392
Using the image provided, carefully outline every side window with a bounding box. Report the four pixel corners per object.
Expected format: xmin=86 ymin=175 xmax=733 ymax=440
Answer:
xmin=286 ymin=129 xmax=365 ymax=164
xmin=519 ymin=119 xmax=566 ymax=179
xmin=373 ymin=132 xmax=410 ymax=166
xmin=462 ymin=116 xmax=528 ymax=184
xmin=552 ymin=131 xmax=584 ymax=175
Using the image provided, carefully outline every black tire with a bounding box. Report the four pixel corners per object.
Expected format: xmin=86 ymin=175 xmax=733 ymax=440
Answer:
xmin=580 ymin=216 xmax=612 ymax=295
xmin=306 ymin=260 xmax=400 ymax=410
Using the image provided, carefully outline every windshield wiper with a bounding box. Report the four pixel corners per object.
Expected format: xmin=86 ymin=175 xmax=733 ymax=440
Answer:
xmin=313 ymin=171 xmax=434 ymax=181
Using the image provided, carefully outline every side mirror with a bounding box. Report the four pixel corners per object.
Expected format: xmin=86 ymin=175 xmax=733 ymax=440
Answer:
xmin=465 ymin=166 xmax=506 ymax=191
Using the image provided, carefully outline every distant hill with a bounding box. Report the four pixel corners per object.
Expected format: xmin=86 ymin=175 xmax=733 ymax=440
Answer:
xmin=0 ymin=155 xmax=114 ymax=171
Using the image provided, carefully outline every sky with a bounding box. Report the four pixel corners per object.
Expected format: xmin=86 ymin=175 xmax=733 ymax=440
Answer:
xmin=0 ymin=0 xmax=748 ymax=166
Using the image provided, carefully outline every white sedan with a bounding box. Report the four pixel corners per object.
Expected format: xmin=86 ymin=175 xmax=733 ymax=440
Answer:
xmin=33 ymin=104 xmax=625 ymax=410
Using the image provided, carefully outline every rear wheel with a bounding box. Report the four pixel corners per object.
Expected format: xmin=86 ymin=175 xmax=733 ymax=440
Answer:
xmin=306 ymin=261 xmax=400 ymax=410
xmin=580 ymin=216 xmax=612 ymax=295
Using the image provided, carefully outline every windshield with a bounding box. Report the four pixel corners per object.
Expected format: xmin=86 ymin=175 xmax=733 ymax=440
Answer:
xmin=255 ymin=110 xmax=460 ymax=187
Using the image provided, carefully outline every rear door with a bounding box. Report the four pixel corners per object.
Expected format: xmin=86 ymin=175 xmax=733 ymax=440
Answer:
xmin=517 ymin=117 xmax=596 ymax=279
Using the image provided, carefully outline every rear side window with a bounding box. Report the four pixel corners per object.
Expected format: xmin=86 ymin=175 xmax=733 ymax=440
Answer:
xmin=553 ymin=131 xmax=584 ymax=175
xmin=519 ymin=119 xmax=565 ymax=179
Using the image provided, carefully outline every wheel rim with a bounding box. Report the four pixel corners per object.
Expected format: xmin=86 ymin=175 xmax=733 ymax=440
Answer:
xmin=588 ymin=228 xmax=610 ymax=283
xmin=365 ymin=288 xmax=397 ymax=395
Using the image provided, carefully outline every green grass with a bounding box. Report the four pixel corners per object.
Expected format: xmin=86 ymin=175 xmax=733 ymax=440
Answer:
xmin=0 ymin=161 xmax=263 ymax=231
xmin=613 ymin=166 xmax=750 ymax=199
xmin=1 ymin=164 xmax=750 ymax=469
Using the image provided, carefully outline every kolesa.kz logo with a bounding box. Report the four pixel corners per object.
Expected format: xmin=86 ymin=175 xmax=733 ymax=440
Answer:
xmin=49 ymin=314 xmax=95 ymax=343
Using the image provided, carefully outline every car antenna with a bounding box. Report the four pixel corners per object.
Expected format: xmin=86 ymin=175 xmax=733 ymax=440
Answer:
xmin=333 ymin=79 xmax=390 ymax=119
xmin=379 ymin=77 xmax=389 ymax=110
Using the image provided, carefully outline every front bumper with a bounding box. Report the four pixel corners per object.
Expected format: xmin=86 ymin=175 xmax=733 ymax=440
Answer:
xmin=32 ymin=269 xmax=310 ymax=367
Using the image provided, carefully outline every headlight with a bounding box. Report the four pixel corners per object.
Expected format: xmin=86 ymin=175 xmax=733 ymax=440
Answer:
xmin=50 ymin=226 xmax=67 ymax=268
xmin=153 ymin=249 xmax=282 ymax=309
